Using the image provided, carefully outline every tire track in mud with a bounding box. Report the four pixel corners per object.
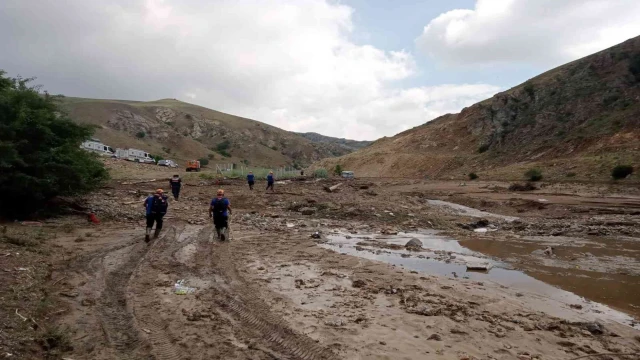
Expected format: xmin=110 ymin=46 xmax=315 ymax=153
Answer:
xmin=205 ymin=231 xmax=340 ymax=360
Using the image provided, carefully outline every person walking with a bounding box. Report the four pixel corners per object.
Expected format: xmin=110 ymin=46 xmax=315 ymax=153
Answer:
xmin=266 ymin=171 xmax=275 ymax=192
xmin=169 ymin=174 xmax=182 ymax=200
xmin=143 ymin=189 xmax=169 ymax=242
xmin=247 ymin=171 xmax=255 ymax=190
xmin=209 ymin=189 xmax=232 ymax=241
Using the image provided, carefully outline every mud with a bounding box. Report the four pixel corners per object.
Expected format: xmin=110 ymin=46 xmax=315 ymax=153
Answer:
xmin=8 ymin=173 xmax=640 ymax=359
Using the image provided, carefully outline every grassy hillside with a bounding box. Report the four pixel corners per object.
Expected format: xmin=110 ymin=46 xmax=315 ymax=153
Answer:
xmin=296 ymin=132 xmax=372 ymax=156
xmin=59 ymin=97 xmax=354 ymax=168
xmin=315 ymin=36 xmax=640 ymax=182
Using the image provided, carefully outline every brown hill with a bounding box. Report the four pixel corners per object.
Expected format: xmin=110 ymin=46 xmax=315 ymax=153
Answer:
xmin=315 ymin=36 xmax=640 ymax=181
xmin=59 ymin=98 xmax=356 ymax=168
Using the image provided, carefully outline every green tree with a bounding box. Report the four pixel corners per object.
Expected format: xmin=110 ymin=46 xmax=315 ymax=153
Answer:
xmin=525 ymin=168 xmax=543 ymax=182
xmin=136 ymin=131 xmax=146 ymax=138
xmin=334 ymin=164 xmax=343 ymax=176
xmin=612 ymin=165 xmax=633 ymax=180
xmin=198 ymin=157 xmax=210 ymax=166
xmin=0 ymin=71 xmax=109 ymax=218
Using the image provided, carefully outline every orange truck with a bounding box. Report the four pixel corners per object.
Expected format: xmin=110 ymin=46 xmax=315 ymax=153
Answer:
xmin=186 ymin=160 xmax=201 ymax=172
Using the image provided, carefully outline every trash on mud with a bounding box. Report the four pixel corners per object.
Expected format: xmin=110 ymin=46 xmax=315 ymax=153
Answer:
xmin=174 ymin=279 xmax=196 ymax=295
xmin=466 ymin=262 xmax=493 ymax=271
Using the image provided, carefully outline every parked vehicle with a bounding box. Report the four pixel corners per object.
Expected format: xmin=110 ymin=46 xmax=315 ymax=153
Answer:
xmin=80 ymin=138 xmax=115 ymax=157
xmin=115 ymin=148 xmax=155 ymax=163
xmin=186 ymin=160 xmax=201 ymax=172
xmin=341 ymin=171 xmax=354 ymax=179
xmin=157 ymin=159 xmax=178 ymax=168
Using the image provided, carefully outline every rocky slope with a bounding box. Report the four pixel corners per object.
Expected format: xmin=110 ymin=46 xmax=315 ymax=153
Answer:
xmin=315 ymin=36 xmax=640 ymax=181
xmin=59 ymin=98 xmax=356 ymax=168
xmin=295 ymin=132 xmax=372 ymax=156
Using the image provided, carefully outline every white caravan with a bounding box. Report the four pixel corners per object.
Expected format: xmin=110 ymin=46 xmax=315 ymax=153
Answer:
xmin=115 ymin=148 xmax=155 ymax=163
xmin=80 ymin=138 xmax=115 ymax=157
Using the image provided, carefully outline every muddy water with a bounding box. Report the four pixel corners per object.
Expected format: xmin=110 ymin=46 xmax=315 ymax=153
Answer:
xmin=462 ymin=236 xmax=640 ymax=320
xmin=320 ymin=231 xmax=638 ymax=328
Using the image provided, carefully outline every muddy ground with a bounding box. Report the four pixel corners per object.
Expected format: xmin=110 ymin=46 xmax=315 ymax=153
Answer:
xmin=2 ymin=168 xmax=640 ymax=359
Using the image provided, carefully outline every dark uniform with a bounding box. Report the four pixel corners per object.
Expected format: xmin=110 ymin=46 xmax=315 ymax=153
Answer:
xmin=169 ymin=176 xmax=182 ymax=200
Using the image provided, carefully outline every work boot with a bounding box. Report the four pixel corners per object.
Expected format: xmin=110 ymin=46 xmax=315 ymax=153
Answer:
xmin=216 ymin=229 xmax=221 ymax=241
xmin=154 ymin=228 xmax=161 ymax=239
xmin=145 ymin=228 xmax=151 ymax=243
xmin=220 ymin=227 xmax=226 ymax=241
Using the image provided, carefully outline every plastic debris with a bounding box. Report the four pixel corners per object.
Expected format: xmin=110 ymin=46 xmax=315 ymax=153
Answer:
xmin=173 ymin=279 xmax=195 ymax=295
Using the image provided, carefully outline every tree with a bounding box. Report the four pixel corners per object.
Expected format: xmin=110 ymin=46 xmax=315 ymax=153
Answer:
xmin=0 ymin=71 xmax=109 ymax=218
xmin=334 ymin=164 xmax=343 ymax=176
xmin=136 ymin=131 xmax=146 ymax=139
xmin=198 ymin=157 xmax=209 ymax=166
xmin=612 ymin=165 xmax=633 ymax=180
xmin=524 ymin=168 xmax=543 ymax=182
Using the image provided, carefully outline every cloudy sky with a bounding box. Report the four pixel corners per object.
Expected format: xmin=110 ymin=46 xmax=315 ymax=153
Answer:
xmin=2 ymin=0 xmax=639 ymax=140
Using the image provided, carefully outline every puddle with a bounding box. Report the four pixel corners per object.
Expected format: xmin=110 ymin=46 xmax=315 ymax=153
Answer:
xmin=427 ymin=199 xmax=518 ymax=221
xmin=320 ymin=230 xmax=638 ymax=328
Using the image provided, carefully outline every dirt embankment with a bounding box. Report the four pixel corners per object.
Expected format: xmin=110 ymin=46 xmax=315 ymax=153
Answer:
xmin=2 ymin=174 xmax=640 ymax=359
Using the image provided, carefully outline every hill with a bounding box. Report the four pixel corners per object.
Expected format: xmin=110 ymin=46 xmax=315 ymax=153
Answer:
xmin=296 ymin=132 xmax=372 ymax=156
xmin=59 ymin=98 xmax=361 ymax=168
xmin=315 ymin=36 xmax=640 ymax=181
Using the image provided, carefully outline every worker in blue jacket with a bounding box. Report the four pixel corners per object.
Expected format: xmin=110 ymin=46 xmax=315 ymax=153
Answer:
xmin=247 ymin=171 xmax=255 ymax=190
xmin=266 ymin=171 xmax=274 ymax=192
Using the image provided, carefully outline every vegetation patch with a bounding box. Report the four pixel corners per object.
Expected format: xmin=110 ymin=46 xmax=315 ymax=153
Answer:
xmin=468 ymin=172 xmax=479 ymax=180
xmin=611 ymin=165 xmax=633 ymax=180
xmin=136 ymin=131 xmax=146 ymax=138
xmin=525 ymin=168 xmax=543 ymax=182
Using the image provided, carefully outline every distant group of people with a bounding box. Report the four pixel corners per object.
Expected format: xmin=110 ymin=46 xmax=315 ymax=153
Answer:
xmin=246 ymin=171 xmax=276 ymax=191
xmin=142 ymin=169 xmax=307 ymax=242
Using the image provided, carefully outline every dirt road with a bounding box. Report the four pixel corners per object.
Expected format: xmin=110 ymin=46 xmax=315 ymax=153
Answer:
xmin=2 ymin=172 xmax=640 ymax=359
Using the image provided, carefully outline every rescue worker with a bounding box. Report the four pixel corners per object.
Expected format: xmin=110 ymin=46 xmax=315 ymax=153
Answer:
xmin=143 ymin=189 xmax=169 ymax=242
xmin=266 ymin=171 xmax=274 ymax=192
xmin=209 ymin=189 xmax=232 ymax=241
xmin=169 ymin=174 xmax=182 ymax=200
xmin=247 ymin=171 xmax=255 ymax=190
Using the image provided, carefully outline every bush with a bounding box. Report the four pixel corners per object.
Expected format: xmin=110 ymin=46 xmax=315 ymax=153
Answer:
xmin=478 ymin=144 xmax=490 ymax=153
xmin=314 ymin=168 xmax=328 ymax=178
xmin=566 ymin=172 xmax=577 ymax=178
xmin=630 ymin=54 xmax=640 ymax=82
xmin=523 ymin=82 xmax=535 ymax=98
xmin=152 ymin=155 xmax=163 ymax=163
xmin=524 ymin=168 xmax=543 ymax=182
xmin=218 ymin=150 xmax=231 ymax=158
xmin=611 ymin=165 xmax=633 ymax=180
xmin=468 ymin=172 xmax=479 ymax=180
xmin=136 ymin=131 xmax=146 ymax=138
xmin=334 ymin=164 xmax=343 ymax=176
xmin=0 ymin=72 xmax=109 ymax=218
xmin=508 ymin=182 xmax=537 ymax=191
xmin=216 ymin=140 xmax=230 ymax=151
xmin=198 ymin=157 xmax=209 ymax=166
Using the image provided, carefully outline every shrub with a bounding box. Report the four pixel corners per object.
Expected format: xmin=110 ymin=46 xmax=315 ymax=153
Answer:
xmin=611 ymin=165 xmax=633 ymax=180
xmin=508 ymin=182 xmax=537 ymax=191
xmin=566 ymin=172 xmax=577 ymax=178
xmin=630 ymin=54 xmax=640 ymax=82
xmin=152 ymin=155 xmax=163 ymax=163
xmin=216 ymin=140 xmax=230 ymax=151
xmin=334 ymin=164 xmax=343 ymax=176
xmin=524 ymin=168 xmax=543 ymax=182
xmin=136 ymin=131 xmax=146 ymax=138
xmin=523 ymin=82 xmax=535 ymax=98
xmin=185 ymin=114 xmax=193 ymax=120
xmin=468 ymin=172 xmax=479 ymax=180
xmin=218 ymin=150 xmax=231 ymax=158
xmin=0 ymin=72 xmax=109 ymax=218
xmin=198 ymin=157 xmax=210 ymax=166
xmin=314 ymin=168 xmax=328 ymax=178
xmin=478 ymin=144 xmax=490 ymax=153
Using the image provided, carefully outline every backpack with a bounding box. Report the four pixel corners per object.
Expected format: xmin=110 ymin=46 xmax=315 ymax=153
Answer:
xmin=151 ymin=195 xmax=168 ymax=215
xmin=212 ymin=198 xmax=228 ymax=215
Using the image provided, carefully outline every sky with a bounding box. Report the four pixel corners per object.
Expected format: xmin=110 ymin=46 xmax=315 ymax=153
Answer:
xmin=1 ymin=0 xmax=639 ymax=140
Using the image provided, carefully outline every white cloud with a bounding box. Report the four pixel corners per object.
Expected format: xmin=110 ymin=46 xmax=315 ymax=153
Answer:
xmin=1 ymin=0 xmax=499 ymax=140
xmin=416 ymin=0 xmax=640 ymax=66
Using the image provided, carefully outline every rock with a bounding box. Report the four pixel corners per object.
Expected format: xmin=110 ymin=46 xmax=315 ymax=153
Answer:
xmin=186 ymin=311 xmax=202 ymax=321
xmin=324 ymin=319 xmax=346 ymax=327
xmin=310 ymin=232 xmax=321 ymax=239
xmin=450 ymin=328 xmax=468 ymax=335
xmin=405 ymin=238 xmax=423 ymax=250
xmin=379 ymin=341 xmax=387 ymax=345
xmin=585 ymin=322 xmax=604 ymax=335
xmin=299 ymin=207 xmax=317 ymax=215
xmin=569 ymin=304 xmax=583 ymax=310
xmin=352 ymin=279 xmax=367 ymax=288
xmin=294 ymin=279 xmax=305 ymax=288
xmin=81 ymin=298 xmax=96 ymax=306
xmin=427 ymin=334 xmax=442 ymax=341
xmin=60 ymin=291 xmax=79 ymax=298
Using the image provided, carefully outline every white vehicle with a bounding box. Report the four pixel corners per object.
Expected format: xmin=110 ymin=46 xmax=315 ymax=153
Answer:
xmin=157 ymin=159 xmax=178 ymax=168
xmin=341 ymin=171 xmax=354 ymax=179
xmin=80 ymin=138 xmax=115 ymax=157
xmin=115 ymin=148 xmax=155 ymax=163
